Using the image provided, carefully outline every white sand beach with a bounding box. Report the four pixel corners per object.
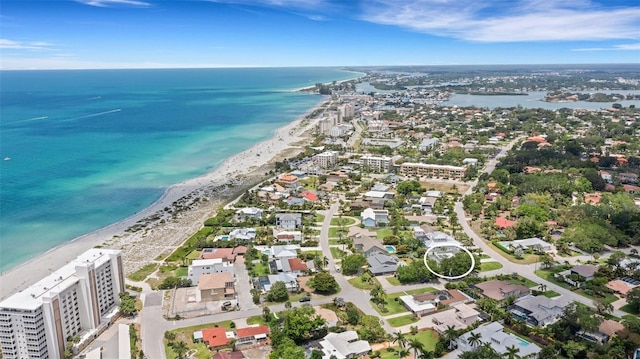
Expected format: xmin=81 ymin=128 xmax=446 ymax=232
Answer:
xmin=0 ymin=100 xmax=329 ymax=300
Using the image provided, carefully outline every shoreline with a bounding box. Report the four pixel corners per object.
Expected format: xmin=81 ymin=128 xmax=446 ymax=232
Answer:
xmin=0 ymin=96 xmax=330 ymax=300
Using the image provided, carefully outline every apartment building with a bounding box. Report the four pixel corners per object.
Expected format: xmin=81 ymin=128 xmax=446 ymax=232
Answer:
xmin=399 ymin=162 xmax=467 ymax=180
xmin=188 ymin=258 xmax=235 ymax=284
xmin=359 ymin=155 xmax=392 ymax=172
xmin=0 ymin=249 xmax=124 ymax=359
xmin=316 ymin=151 xmax=339 ymax=169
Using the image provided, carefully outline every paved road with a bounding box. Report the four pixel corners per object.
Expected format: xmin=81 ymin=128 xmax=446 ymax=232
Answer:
xmin=453 ymin=137 xmax=626 ymax=318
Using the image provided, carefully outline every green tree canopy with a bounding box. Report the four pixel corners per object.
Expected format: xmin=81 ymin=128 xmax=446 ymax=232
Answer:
xmin=266 ymin=281 xmax=289 ymax=302
xmin=309 ymin=272 xmax=339 ymax=294
xmin=341 ymin=254 xmax=367 ymax=275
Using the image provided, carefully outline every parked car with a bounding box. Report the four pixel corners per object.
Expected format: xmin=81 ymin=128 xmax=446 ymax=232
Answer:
xmin=299 ymin=297 xmax=311 ymax=302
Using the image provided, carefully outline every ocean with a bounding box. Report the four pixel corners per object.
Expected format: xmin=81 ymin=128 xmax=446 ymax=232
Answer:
xmin=0 ymin=67 xmax=359 ymax=272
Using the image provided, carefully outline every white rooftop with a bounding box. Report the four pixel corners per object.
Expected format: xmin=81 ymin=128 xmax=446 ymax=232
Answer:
xmin=0 ymin=248 xmax=120 ymax=310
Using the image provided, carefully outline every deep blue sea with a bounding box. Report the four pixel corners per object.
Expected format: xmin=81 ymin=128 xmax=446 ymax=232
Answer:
xmin=0 ymin=67 xmax=359 ymax=272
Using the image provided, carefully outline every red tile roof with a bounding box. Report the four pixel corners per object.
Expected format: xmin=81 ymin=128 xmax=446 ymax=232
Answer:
xmin=494 ymin=217 xmax=515 ymax=229
xmin=200 ymin=247 xmax=235 ymax=260
xmin=202 ymin=327 xmax=231 ymax=348
xmin=236 ymin=325 xmax=270 ymax=339
xmin=301 ymin=190 xmax=319 ymax=201
xmin=288 ymin=258 xmax=308 ymax=272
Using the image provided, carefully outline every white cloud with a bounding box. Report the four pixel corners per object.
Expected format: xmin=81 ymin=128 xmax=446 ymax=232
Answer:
xmin=0 ymin=56 xmax=254 ymax=70
xmin=207 ymin=0 xmax=326 ymax=8
xmin=75 ymin=0 xmax=151 ymax=7
xmin=360 ymin=0 xmax=640 ymax=42
xmin=0 ymin=39 xmax=55 ymax=51
xmin=572 ymin=43 xmax=640 ymax=51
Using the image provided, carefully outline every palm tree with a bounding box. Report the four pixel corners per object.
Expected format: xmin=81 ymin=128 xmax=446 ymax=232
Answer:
xmin=537 ymin=283 xmax=547 ymax=294
xmin=503 ymin=345 xmax=521 ymax=359
xmin=419 ymin=351 xmax=435 ymax=359
xmin=170 ymin=341 xmax=188 ymax=359
xmin=322 ymin=256 xmax=329 ymax=269
xmin=397 ymin=348 xmax=409 ymax=359
xmin=594 ymin=300 xmax=613 ymax=315
xmin=443 ymin=325 xmax=458 ymax=350
xmin=391 ymin=331 xmax=407 ymax=358
xmin=407 ymin=338 xmax=424 ymax=359
xmin=468 ymin=332 xmax=482 ymax=349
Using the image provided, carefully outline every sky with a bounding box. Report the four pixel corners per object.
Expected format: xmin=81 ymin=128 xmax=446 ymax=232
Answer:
xmin=1 ymin=0 xmax=639 ymax=69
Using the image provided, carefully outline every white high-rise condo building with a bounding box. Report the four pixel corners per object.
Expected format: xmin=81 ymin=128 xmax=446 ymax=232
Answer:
xmin=0 ymin=249 xmax=125 ymax=359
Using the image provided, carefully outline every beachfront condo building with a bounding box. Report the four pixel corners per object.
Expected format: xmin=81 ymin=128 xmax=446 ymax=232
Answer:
xmin=359 ymin=155 xmax=392 ymax=172
xmin=316 ymin=151 xmax=339 ymax=169
xmin=399 ymin=162 xmax=467 ymax=180
xmin=0 ymin=249 xmax=124 ymax=359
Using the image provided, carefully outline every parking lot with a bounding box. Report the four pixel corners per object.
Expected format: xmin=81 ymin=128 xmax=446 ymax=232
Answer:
xmin=166 ymin=287 xmax=239 ymax=319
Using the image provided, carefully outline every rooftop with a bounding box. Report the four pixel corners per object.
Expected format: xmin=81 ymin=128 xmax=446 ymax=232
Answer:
xmin=198 ymin=272 xmax=234 ymax=291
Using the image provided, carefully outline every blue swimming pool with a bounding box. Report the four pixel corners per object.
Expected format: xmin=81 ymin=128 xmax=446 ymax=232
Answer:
xmin=513 ymin=337 xmax=530 ymax=346
xmin=386 ymin=245 xmax=396 ymax=253
xmin=220 ymin=235 xmax=229 ymax=241
xmin=262 ymin=249 xmax=271 ymax=255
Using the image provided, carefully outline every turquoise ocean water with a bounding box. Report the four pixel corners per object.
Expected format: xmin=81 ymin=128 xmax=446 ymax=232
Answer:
xmin=0 ymin=67 xmax=358 ymax=272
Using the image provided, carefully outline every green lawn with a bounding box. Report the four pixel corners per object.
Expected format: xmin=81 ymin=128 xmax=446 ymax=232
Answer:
xmin=331 ymin=217 xmax=357 ymax=226
xmin=388 ymin=314 xmax=419 ymax=327
xmin=385 ymin=277 xmax=401 ymax=286
xmin=186 ymin=250 xmax=202 ymax=260
xmin=329 ymin=239 xmax=343 ymax=245
xmin=373 ymin=287 xmax=437 ymax=316
xmin=175 ymin=267 xmax=188 ymax=277
xmin=127 ymin=263 xmax=159 ymax=281
xmin=164 ymin=320 xmax=235 ymax=359
xmin=376 ymin=228 xmax=394 ymax=239
xmin=330 ymin=247 xmax=346 ymax=259
xmin=246 ymin=315 xmax=267 ymax=325
xmin=250 ymin=262 xmax=271 ymax=276
xmin=620 ymin=303 xmax=639 ymax=315
xmin=348 ymin=276 xmax=381 ymax=290
xmin=314 ymin=214 xmax=325 ymax=223
xmin=407 ymin=329 xmax=439 ymax=352
xmin=480 ymin=261 xmax=503 ymax=272
xmin=328 ymin=227 xmax=349 ymax=238
xmin=506 ymin=275 xmax=539 ymax=288
xmin=542 ymin=290 xmax=561 ymax=298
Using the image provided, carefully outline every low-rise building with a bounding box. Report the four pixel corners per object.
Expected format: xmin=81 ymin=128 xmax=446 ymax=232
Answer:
xmin=360 ymin=208 xmax=389 ymax=227
xmin=188 ymin=258 xmax=234 ymax=284
xmin=399 ymin=163 xmax=466 ymax=180
xmin=509 ymin=295 xmax=571 ymax=326
xmin=316 ymin=151 xmax=339 ymax=168
xmin=235 ymin=207 xmax=263 ymax=221
xmin=200 ymin=248 xmax=236 ymax=263
xmin=556 ymin=264 xmax=599 ymax=287
xmin=499 ymin=237 xmax=553 ymax=255
xmin=319 ymin=331 xmax=371 ymax=359
xmin=578 ymin=319 xmax=625 ymax=344
xmin=366 ymin=254 xmax=398 ymax=276
xmin=455 ymin=322 xmax=541 ymax=357
xmin=431 ymin=303 xmax=480 ymax=333
xmin=196 ymin=272 xmax=235 ymax=303
xmin=276 ymin=213 xmax=303 ymax=230
xmin=400 ymin=289 xmax=471 ymax=317
xmin=197 ymin=327 xmax=234 ymax=350
xmin=235 ymin=325 xmax=270 ymax=349
xmin=473 ymin=280 xmax=531 ymax=303
xmin=229 ymin=228 xmax=257 ymax=241
xmin=351 ymin=230 xmax=387 ymax=258
xmin=359 ymin=155 xmax=392 ymax=171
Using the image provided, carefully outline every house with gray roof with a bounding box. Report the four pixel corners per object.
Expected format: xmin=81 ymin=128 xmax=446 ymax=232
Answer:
xmin=509 ymin=295 xmax=571 ymax=327
xmin=319 ymin=331 xmax=371 ymax=359
xmin=556 ymin=264 xmax=599 ymax=287
xmin=351 ymin=233 xmax=387 ymax=258
xmin=419 ymin=138 xmax=440 ymax=151
xmin=455 ymin=322 xmax=541 ymax=357
xmin=275 ymin=213 xmax=302 ymax=230
xmin=271 ymin=244 xmax=300 ymax=260
xmin=229 ymin=228 xmax=257 ymax=241
xmin=366 ymin=254 xmax=398 ymax=276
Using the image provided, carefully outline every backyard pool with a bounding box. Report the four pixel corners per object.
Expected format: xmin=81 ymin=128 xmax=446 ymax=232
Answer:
xmin=262 ymin=249 xmax=271 ymax=255
xmin=513 ymin=337 xmax=531 ymax=346
xmin=386 ymin=245 xmax=396 ymax=253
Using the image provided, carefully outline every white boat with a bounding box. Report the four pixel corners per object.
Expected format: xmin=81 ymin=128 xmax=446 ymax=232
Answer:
xmin=4 ymin=157 xmax=10 ymax=161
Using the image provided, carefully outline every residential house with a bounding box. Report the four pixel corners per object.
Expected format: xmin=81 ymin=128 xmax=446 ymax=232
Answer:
xmin=509 ymin=295 xmax=571 ymax=326
xmin=462 ymin=158 xmax=479 ymax=166
xmin=503 ymin=237 xmax=553 ymax=255
xmin=200 ymin=248 xmax=236 ymax=263
xmin=618 ymin=172 xmax=639 ymax=184
xmin=400 ymin=289 xmax=471 ymax=317
xmin=623 ymin=184 xmax=640 ymax=194
xmin=605 ymin=279 xmax=639 ymax=297
xmin=556 ymin=264 xmax=599 ymax=287
xmin=494 ymin=217 xmax=515 ymax=229
xmin=351 ymin=230 xmax=387 ymax=258
xmin=269 ymin=257 xmax=308 ymax=276
xmin=272 ymin=228 xmax=302 ymax=243
xmin=418 ymin=138 xmax=440 ymax=151
xmin=235 ymin=207 xmax=263 ymax=221
xmin=198 ymin=327 xmax=234 ymax=350
xmin=363 ymin=190 xmax=394 ymax=199
xmin=196 ymin=272 xmax=235 ymax=303
xmin=599 ymin=171 xmax=613 ymax=184
xmin=418 ymin=196 xmax=437 ymax=214
xmin=422 ymin=231 xmax=461 ymax=248
xmin=235 ymin=325 xmax=270 ymax=349
xmin=278 ymin=173 xmax=300 ymax=188
xmin=319 ymin=331 xmax=371 ymax=359
xmin=255 ymin=273 xmax=299 ymax=292
xmin=455 ymin=322 xmax=541 ymax=357
xmin=578 ymin=319 xmax=625 ymax=344
xmin=229 ymin=228 xmax=257 ymax=241
xmin=366 ymin=254 xmax=398 ymax=276
xmin=271 ymin=244 xmax=300 ymax=260
xmin=473 ymin=280 xmax=531 ymax=303
xmin=360 ymin=208 xmax=389 ymax=227
xmin=275 ymin=213 xmax=302 ymax=230
xmin=188 ymin=258 xmax=234 ymax=284
xmin=431 ymin=303 xmax=480 ymax=333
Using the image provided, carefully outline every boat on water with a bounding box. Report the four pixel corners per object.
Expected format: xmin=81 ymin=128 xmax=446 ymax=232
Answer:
xmin=3 ymin=157 xmax=10 ymax=161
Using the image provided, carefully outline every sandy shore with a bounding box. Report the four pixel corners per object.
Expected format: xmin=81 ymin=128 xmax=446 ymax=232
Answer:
xmin=0 ymin=98 xmax=330 ymax=300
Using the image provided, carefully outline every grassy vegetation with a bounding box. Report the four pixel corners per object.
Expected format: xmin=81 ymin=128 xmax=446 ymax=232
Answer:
xmin=250 ymin=262 xmax=271 ymax=276
xmin=314 ymin=214 xmax=325 ymax=223
xmin=375 ymin=228 xmax=394 ymax=239
xmin=407 ymin=329 xmax=439 ymax=352
xmin=175 ymin=267 xmax=188 ymax=277
xmin=387 ymin=314 xmax=419 ymax=327
xmin=487 ymin=242 xmax=543 ymax=264
xmin=535 ymin=269 xmax=618 ymax=304
xmin=542 ymin=290 xmax=561 ymax=298
xmin=328 ymin=227 xmax=349 ymax=238
xmin=166 ymin=227 xmax=214 ymax=262
xmin=246 ymin=315 xmax=267 ymax=325
xmin=373 ymin=287 xmax=437 ymax=316
xmin=186 ymin=250 xmax=201 ymax=260
xmin=330 ymin=217 xmax=357 ymax=226
xmin=348 ymin=276 xmax=381 ymax=290
xmin=329 ymin=239 xmax=343 ymax=245
xmin=620 ymin=303 xmax=639 ymax=315
xmin=164 ymin=320 xmax=234 ymax=359
xmin=480 ymin=261 xmax=504 ymax=272
xmin=385 ymin=277 xmax=401 ymax=286
xmin=506 ymin=275 xmax=539 ymax=288
xmin=330 ymin=247 xmax=346 ymax=259
xmin=127 ymin=263 xmax=159 ymax=282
